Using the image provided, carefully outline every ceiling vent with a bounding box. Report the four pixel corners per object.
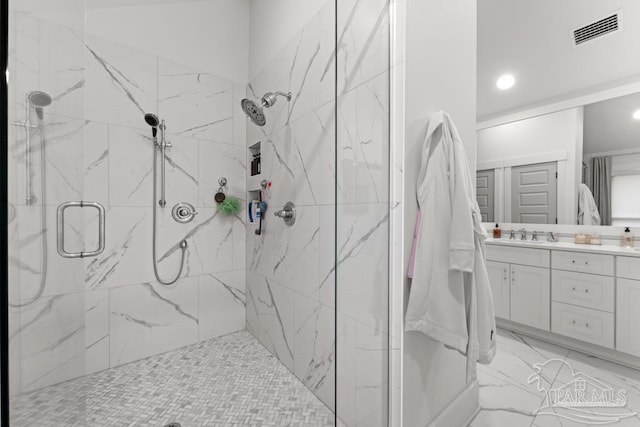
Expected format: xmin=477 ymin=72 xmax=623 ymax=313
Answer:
xmin=573 ymin=12 xmax=621 ymax=46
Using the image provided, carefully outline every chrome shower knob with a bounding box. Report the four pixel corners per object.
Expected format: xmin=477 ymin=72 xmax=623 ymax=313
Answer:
xmin=274 ymin=201 xmax=296 ymax=226
xmin=172 ymin=202 xmax=198 ymax=224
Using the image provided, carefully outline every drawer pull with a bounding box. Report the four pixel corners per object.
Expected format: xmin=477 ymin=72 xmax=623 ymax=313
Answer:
xmin=572 ymin=320 xmax=576 ymax=324
xmin=572 ymin=287 xmax=576 ymax=291
xmin=572 ymin=260 xmax=576 ymax=264
xmin=586 ymin=323 xmax=590 ymax=328
xmin=585 ymin=289 xmax=589 ymax=293
xmin=585 ymin=261 xmax=589 ymax=265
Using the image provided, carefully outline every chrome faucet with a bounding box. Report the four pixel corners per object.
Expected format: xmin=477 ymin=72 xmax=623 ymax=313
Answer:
xmin=532 ymin=231 xmax=542 ymax=241
xmin=509 ymin=230 xmax=516 ymax=240
xmin=520 ymin=228 xmax=527 ymax=240
xmin=547 ymin=232 xmax=558 ymax=242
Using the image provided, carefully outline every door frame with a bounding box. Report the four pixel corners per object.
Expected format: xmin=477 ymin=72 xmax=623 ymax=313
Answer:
xmin=2 ymin=0 xmax=11 ymax=424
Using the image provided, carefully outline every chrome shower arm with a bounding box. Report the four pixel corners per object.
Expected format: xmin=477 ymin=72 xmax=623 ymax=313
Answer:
xmin=260 ymin=91 xmax=292 ymax=108
xmin=273 ymin=91 xmax=292 ymax=101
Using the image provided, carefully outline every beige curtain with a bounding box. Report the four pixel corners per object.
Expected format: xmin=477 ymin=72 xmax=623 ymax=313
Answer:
xmin=587 ymin=156 xmax=612 ymax=225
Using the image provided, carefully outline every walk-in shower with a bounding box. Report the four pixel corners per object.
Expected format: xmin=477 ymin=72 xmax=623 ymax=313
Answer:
xmin=4 ymin=1 xmax=391 ymax=425
xmin=145 ymin=113 xmax=188 ymax=285
xmin=9 ymin=90 xmax=52 ymax=307
xmin=240 ymin=91 xmax=292 ymax=126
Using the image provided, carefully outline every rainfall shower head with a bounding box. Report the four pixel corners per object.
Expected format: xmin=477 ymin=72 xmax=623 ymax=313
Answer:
xmin=241 ymin=99 xmax=267 ymax=127
xmin=144 ymin=113 xmax=160 ymax=137
xmin=240 ymin=91 xmax=292 ymax=127
xmin=28 ymin=90 xmax=52 ymax=120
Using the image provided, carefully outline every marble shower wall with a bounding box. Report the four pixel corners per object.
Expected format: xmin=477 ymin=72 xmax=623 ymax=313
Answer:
xmin=8 ymin=12 xmax=247 ymax=395
xmin=245 ymin=0 xmax=391 ymax=425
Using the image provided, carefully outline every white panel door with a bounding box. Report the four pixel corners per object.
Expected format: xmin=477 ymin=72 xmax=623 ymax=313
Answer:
xmin=616 ymin=278 xmax=640 ymax=357
xmin=486 ymin=261 xmax=509 ymax=319
xmin=511 ymin=162 xmax=558 ymax=224
xmin=510 ymin=264 xmax=550 ymax=331
xmin=476 ymin=169 xmax=495 ymax=222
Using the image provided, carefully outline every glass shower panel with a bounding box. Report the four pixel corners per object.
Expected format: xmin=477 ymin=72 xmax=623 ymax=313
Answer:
xmin=7 ymin=1 xmax=89 ymax=425
xmin=335 ymin=0 xmax=391 ymax=425
xmin=3 ymin=0 xmax=389 ymax=424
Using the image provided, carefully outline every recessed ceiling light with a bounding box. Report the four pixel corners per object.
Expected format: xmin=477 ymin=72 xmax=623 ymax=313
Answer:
xmin=496 ymin=74 xmax=515 ymax=90
xmin=633 ymin=109 xmax=640 ymax=120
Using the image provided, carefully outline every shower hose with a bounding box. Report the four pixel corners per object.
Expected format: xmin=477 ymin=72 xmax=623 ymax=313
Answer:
xmin=10 ymin=127 xmax=48 ymax=308
xmin=152 ymin=141 xmax=187 ymax=285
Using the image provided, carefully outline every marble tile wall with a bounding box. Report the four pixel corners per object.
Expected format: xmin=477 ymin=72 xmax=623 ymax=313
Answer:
xmin=245 ymin=0 xmax=391 ymax=426
xmin=8 ymin=12 xmax=247 ymax=395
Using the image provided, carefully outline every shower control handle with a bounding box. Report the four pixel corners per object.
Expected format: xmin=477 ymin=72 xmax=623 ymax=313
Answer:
xmin=274 ymin=210 xmax=294 ymax=219
xmin=274 ymin=202 xmax=296 ymax=226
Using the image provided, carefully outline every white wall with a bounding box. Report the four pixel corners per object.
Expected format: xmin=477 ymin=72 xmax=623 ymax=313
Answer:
xmin=402 ymin=0 xmax=478 ymax=425
xmin=478 ymin=0 xmax=640 ymax=120
xmin=8 ymin=11 xmax=248 ymax=395
xmin=86 ymin=0 xmax=250 ymax=82
xmin=248 ymin=0 xmax=327 ymax=79
xmin=477 ymin=108 xmax=583 ymax=224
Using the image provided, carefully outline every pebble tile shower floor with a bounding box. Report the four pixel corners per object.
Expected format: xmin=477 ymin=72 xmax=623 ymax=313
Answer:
xmin=11 ymin=331 xmax=335 ymax=427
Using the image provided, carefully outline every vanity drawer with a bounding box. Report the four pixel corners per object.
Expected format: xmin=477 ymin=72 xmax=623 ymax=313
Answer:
xmin=551 ymin=251 xmax=614 ymax=276
xmin=617 ymin=256 xmax=640 ymax=281
xmin=551 ymin=270 xmax=614 ymax=312
xmin=486 ymin=245 xmax=550 ymax=268
xmin=551 ymin=302 xmax=614 ymax=348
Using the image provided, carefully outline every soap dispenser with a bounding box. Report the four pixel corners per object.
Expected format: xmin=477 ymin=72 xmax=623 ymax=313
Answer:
xmin=493 ymin=223 xmax=502 ymax=238
xmin=621 ymin=227 xmax=635 ymax=248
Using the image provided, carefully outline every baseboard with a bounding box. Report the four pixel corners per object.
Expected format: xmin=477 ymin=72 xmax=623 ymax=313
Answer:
xmin=497 ymin=319 xmax=640 ymax=371
xmin=427 ymin=380 xmax=479 ymax=427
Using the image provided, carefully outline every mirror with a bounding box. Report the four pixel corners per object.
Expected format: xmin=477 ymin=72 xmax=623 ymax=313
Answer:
xmin=477 ymin=1 xmax=640 ymax=227
xmin=476 ymin=92 xmax=640 ymax=226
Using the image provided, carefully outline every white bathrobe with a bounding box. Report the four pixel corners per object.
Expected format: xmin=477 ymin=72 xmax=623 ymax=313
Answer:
xmin=405 ymin=111 xmax=497 ymax=381
xmin=578 ymin=183 xmax=601 ymax=225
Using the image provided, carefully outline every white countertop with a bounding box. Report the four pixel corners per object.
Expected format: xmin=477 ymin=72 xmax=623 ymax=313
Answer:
xmin=485 ymin=236 xmax=640 ymax=257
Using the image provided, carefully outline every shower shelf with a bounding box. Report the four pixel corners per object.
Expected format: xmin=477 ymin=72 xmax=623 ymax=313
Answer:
xmin=248 ymin=141 xmax=261 ymax=177
xmin=247 ymin=175 xmax=263 ymax=192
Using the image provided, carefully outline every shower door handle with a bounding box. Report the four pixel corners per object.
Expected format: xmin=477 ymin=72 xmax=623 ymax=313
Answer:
xmin=57 ymin=201 xmax=106 ymax=259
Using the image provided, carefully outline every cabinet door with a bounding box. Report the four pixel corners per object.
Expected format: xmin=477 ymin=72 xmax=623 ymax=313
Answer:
xmin=617 ymin=278 xmax=640 ymax=357
xmin=486 ymin=261 xmax=510 ymax=319
xmin=510 ymin=264 xmax=550 ymax=331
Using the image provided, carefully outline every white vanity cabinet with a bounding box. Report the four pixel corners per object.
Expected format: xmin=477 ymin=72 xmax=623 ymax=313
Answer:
xmin=486 ymin=245 xmax=550 ymax=330
xmin=617 ymin=278 xmax=640 ymax=357
xmin=616 ymin=256 xmax=640 ymax=357
xmin=486 ymin=240 xmax=640 ymax=364
xmin=510 ymin=264 xmax=551 ymax=331
xmin=550 ymin=250 xmax=615 ymax=348
xmin=617 ymin=256 xmax=640 ymax=281
xmin=486 ymin=261 xmax=510 ymax=319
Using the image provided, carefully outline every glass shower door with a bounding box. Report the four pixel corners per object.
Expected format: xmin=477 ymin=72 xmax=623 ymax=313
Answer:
xmin=335 ymin=0 xmax=391 ymax=425
xmin=7 ymin=1 xmax=91 ymax=425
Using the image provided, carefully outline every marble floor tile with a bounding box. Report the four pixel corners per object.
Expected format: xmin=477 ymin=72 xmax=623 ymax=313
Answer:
xmin=10 ymin=330 xmax=334 ymax=427
xmin=531 ymin=350 xmax=640 ymax=426
xmin=473 ymin=329 xmax=640 ymax=427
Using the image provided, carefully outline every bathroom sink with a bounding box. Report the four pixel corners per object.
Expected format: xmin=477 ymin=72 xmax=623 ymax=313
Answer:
xmin=502 ymin=239 xmax=546 ymax=244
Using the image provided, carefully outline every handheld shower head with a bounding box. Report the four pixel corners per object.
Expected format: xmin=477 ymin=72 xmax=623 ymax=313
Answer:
xmin=28 ymin=90 xmax=52 ymax=120
xmin=144 ymin=113 xmax=160 ymax=137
